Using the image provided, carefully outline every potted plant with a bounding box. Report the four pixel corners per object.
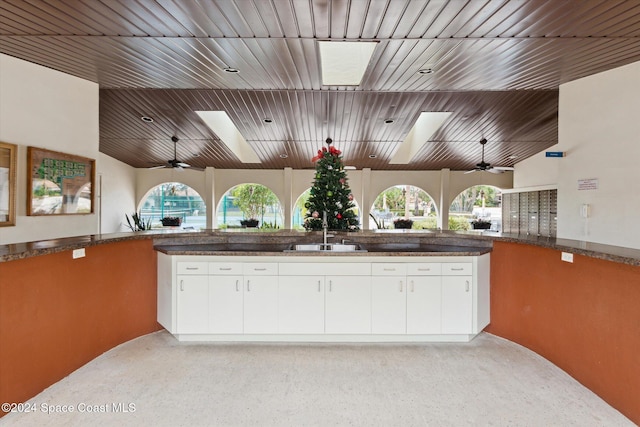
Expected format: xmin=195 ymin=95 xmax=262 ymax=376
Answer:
xmin=125 ymin=212 xmax=152 ymax=231
xmin=471 ymin=218 xmax=492 ymax=230
xmin=240 ymin=218 xmax=259 ymax=228
xmin=161 ymin=216 xmax=182 ymax=227
xmin=393 ymin=218 xmax=414 ymax=229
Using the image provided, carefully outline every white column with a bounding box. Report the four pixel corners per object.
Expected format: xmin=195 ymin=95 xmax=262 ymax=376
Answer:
xmin=438 ymin=168 xmax=450 ymax=230
xmin=361 ymin=168 xmax=371 ymax=229
xmin=205 ymin=167 xmax=215 ymax=229
xmin=283 ymin=167 xmax=293 ymax=229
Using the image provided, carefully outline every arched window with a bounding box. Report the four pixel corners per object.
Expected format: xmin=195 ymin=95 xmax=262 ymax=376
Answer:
xmin=370 ymin=185 xmax=437 ymax=229
xmin=217 ymin=183 xmax=283 ymax=229
xmin=139 ymin=182 xmax=206 ymax=229
xmin=450 ymin=185 xmax=502 ymax=231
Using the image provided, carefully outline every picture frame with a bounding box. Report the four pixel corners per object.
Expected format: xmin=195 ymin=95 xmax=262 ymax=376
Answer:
xmin=0 ymin=141 xmax=17 ymax=226
xmin=27 ymin=147 xmax=95 ymax=216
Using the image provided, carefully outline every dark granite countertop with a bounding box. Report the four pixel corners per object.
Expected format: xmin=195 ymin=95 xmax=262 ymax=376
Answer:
xmin=2 ymin=229 xmax=640 ymax=266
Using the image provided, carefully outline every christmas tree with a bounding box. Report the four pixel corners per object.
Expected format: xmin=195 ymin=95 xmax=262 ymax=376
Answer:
xmin=304 ymin=138 xmax=359 ymax=231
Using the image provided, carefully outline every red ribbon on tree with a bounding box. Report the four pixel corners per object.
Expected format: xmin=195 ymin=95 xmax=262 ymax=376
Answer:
xmin=311 ymin=145 xmax=342 ymax=162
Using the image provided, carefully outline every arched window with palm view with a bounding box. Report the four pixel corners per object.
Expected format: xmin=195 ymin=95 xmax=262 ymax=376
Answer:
xmin=370 ymin=185 xmax=437 ymax=229
xmin=216 ymin=184 xmax=283 ymax=229
xmin=449 ymin=185 xmax=502 ymax=231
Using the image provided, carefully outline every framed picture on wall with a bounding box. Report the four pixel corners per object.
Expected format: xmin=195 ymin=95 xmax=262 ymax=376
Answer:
xmin=27 ymin=147 xmax=95 ymax=216
xmin=0 ymin=141 xmax=17 ymax=226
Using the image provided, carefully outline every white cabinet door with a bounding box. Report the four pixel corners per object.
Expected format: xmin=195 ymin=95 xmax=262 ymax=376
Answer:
xmin=209 ymin=275 xmax=243 ymax=333
xmin=278 ymin=276 xmax=325 ymax=334
xmin=176 ymin=275 xmax=209 ymax=334
xmin=371 ymin=276 xmax=406 ymax=334
xmin=243 ymin=276 xmax=279 ymax=334
xmin=325 ymin=276 xmax=371 ymax=334
xmin=406 ymin=276 xmax=441 ymax=334
xmin=441 ymin=276 xmax=473 ymax=334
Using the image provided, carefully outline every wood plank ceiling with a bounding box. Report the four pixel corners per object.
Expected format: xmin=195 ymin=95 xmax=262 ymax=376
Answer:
xmin=2 ymin=0 xmax=640 ymax=170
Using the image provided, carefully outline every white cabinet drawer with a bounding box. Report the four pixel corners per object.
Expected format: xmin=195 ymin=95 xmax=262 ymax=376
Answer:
xmin=177 ymin=262 xmax=208 ymax=275
xmin=279 ymin=263 xmax=370 ymax=276
xmin=407 ymin=263 xmax=442 ymax=276
xmin=209 ymin=262 xmax=243 ymax=275
xmin=371 ymin=263 xmax=407 ymax=276
xmin=243 ymin=263 xmax=278 ymax=275
xmin=442 ymin=263 xmax=472 ymax=275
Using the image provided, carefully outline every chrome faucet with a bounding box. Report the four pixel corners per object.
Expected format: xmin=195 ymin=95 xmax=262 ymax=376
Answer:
xmin=322 ymin=211 xmax=335 ymax=246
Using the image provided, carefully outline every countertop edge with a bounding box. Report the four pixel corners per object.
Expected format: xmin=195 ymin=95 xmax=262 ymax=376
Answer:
xmin=2 ymin=230 xmax=640 ymax=266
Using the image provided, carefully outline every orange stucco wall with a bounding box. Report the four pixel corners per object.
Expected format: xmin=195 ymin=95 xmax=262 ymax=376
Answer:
xmin=487 ymin=241 xmax=640 ymax=424
xmin=0 ymin=239 xmax=161 ymax=415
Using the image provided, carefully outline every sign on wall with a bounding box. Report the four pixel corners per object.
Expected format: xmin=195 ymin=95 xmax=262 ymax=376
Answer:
xmin=27 ymin=147 xmax=95 ymax=215
xmin=578 ymin=178 xmax=599 ymax=191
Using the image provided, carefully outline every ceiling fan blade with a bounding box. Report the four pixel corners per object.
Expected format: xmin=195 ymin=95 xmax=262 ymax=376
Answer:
xmin=148 ymin=165 xmax=167 ymax=170
xmin=487 ymin=168 xmax=504 ymax=174
xmin=464 ymin=169 xmax=478 ymax=174
xmin=176 ymin=162 xmax=191 ymax=168
xmin=493 ymin=166 xmax=515 ymax=171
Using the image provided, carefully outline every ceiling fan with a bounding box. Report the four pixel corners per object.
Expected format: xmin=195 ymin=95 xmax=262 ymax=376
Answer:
xmin=149 ymin=136 xmax=201 ymax=171
xmin=465 ymin=138 xmax=515 ymax=174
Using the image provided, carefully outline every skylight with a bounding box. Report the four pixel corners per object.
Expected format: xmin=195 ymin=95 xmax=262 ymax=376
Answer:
xmin=390 ymin=112 xmax=452 ymax=164
xmin=319 ymin=41 xmax=377 ymax=86
xmin=195 ymin=111 xmax=261 ymax=163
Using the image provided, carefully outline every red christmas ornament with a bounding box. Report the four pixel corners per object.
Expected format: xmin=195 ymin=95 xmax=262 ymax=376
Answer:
xmin=336 ymin=213 xmax=342 ymax=219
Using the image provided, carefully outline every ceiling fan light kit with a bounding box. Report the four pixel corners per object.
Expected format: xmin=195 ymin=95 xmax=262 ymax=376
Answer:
xmin=465 ymin=138 xmax=515 ymax=174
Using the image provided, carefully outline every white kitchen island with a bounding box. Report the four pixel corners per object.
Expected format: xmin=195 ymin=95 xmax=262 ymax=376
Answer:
xmin=157 ymin=253 xmax=490 ymax=342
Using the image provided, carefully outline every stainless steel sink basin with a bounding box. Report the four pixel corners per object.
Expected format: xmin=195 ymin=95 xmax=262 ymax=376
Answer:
xmin=286 ymin=243 xmax=367 ymax=252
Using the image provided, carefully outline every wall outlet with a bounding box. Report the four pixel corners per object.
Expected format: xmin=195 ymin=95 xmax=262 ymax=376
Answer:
xmin=72 ymin=248 xmax=85 ymax=259
xmin=561 ymin=252 xmax=573 ymax=263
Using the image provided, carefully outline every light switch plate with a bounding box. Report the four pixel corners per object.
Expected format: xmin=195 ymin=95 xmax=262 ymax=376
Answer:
xmin=561 ymin=252 xmax=573 ymax=263
xmin=72 ymin=248 xmax=85 ymax=259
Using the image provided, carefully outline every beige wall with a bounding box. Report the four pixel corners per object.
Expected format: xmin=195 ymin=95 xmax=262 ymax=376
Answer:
xmin=0 ymin=54 xmax=100 ymax=244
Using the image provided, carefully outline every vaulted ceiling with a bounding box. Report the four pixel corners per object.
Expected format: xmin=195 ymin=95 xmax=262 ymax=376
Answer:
xmin=2 ymin=0 xmax=640 ymax=171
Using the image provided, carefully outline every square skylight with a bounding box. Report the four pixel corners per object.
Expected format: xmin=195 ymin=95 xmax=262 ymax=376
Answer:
xmin=390 ymin=112 xmax=452 ymax=164
xmin=319 ymin=41 xmax=377 ymax=86
xmin=195 ymin=111 xmax=261 ymax=163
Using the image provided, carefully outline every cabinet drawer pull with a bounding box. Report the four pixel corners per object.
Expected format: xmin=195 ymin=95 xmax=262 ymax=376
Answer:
xmin=247 ymin=280 xmax=250 ymax=292
xmin=318 ymin=280 xmax=321 ymax=292
xmin=253 ymin=268 xmax=267 ymax=271
xmin=185 ymin=267 xmax=199 ymax=271
xmin=411 ymin=280 xmax=414 ymax=292
xmin=451 ymin=267 xmax=465 ymax=271
xmin=236 ymin=280 xmax=239 ymax=292
xmin=465 ymin=280 xmax=470 ymax=292
xmin=180 ymin=280 xmax=184 ymax=291
xmin=417 ymin=268 xmax=431 ymax=271
xmin=219 ymin=267 xmax=232 ymax=271
xmin=329 ymin=280 xmax=332 ymax=292
xmin=383 ymin=268 xmax=396 ymax=271
xmin=399 ymin=280 xmax=403 ymax=292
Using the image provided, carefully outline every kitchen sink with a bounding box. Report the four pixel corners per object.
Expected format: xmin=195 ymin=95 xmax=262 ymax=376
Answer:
xmin=285 ymin=243 xmax=367 ymax=252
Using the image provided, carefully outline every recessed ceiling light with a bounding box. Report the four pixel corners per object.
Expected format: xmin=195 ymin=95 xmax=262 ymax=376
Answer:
xmin=224 ymin=67 xmax=239 ymax=73
xmin=264 ymin=118 xmax=273 ymax=123
xmin=368 ymin=154 xmax=377 ymax=159
xmin=509 ymin=155 xmax=519 ymax=159
xmin=279 ymin=153 xmax=288 ymax=159
xmin=418 ymin=68 xmax=434 ymax=74
xmin=384 ymin=118 xmax=394 ymax=124
xmin=192 ymin=153 xmax=200 ymax=157
xmin=141 ymin=116 xmax=154 ymax=123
